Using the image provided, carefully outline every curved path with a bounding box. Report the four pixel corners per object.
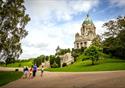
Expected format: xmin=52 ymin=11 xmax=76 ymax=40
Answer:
xmin=0 ymin=67 xmax=125 ymax=88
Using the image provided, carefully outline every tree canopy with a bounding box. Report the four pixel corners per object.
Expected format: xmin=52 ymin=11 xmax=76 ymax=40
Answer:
xmin=102 ymin=16 xmax=125 ymax=59
xmin=0 ymin=0 xmax=30 ymax=62
xmin=83 ymin=46 xmax=102 ymax=65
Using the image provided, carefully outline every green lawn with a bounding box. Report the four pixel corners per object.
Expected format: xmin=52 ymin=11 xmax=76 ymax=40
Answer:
xmin=46 ymin=58 xmax=125 ymax=72
xmin=0 ymin=71 xmax=23 ymax=86
xmin=0 ymin=60 xmax=33 ymax=67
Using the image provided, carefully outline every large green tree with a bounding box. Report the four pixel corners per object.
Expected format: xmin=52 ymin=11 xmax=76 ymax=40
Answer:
xmin=103 ymin=16 xmax=125 ymax=38
xmin=92 ymin=35 xmax=102 ymax=47
xmin=102 ymin=16 xmax=125 ymax=58
xmin=0 ymin=0 xmax=30 ymax=62
xmin=83 ymin=46 xmax=102 ymax=65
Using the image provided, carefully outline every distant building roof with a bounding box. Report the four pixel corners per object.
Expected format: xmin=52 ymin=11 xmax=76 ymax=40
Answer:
xmin=56 ymin=46 xmax=60 ymax=51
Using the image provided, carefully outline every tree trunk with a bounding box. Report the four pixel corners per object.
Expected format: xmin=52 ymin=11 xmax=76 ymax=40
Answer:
xmin=92 ymin=58 xmax=94 ymax=65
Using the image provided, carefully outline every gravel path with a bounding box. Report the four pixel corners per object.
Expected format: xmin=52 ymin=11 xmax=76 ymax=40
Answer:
xmin=0 ymin=67 xmax=125 ymax=88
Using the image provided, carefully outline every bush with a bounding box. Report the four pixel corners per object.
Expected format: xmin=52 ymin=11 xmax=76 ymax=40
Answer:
xmin=52 ymin=62 xmax=58 ymax=68
xmin=71 ymin=62 xmax=74 ymax=64
xmin=62 ymin=63 xmax=67 ymax=67
xmin=15 ymin=69 xmax=19 ymax=72
xmin=18 ymin=63 xmax=21 ymax=67
xmin=84 ymin=45 xmax=102 ymax=65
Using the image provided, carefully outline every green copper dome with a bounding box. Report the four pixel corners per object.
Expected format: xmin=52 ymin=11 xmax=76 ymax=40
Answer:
xmin=83 ymin=14 xmax=93 ymax=25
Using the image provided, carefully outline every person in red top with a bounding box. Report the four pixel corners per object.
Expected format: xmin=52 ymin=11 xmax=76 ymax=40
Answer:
xmin=29 ymin=65 xmax=33 ymax=78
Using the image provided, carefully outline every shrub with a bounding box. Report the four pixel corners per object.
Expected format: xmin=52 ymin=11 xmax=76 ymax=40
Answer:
xmin=62 ymin=63 xmax=67 ymax=67
xmin=71 ymin=62 xmax=74 ymax=64
xmin=52 ymin=62 xmax=58 ymax=68
xmin=15 ymin=69 xmax=19 ymax=72
xmin=18 ymin=63 xmax=21 ymax=67
xmin=84 ymin=45 xmax=102 ymax=65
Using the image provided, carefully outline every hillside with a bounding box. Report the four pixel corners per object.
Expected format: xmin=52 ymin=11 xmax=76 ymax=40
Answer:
xmin=46 ymin=57 xmax=125 ymax=72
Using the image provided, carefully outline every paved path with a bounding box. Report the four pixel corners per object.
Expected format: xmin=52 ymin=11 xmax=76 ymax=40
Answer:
xmin=0 ymin=67 xmax=125 ymax=88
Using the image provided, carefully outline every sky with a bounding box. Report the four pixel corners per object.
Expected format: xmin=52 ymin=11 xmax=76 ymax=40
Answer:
xmin=20 ymin=0 xmax=125 ymax=59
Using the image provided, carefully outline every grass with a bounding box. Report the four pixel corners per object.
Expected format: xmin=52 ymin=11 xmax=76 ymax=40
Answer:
xmin=0 ymin=60 xmax=33 ymax=67
xmin=46 ymin=58 xmax=125 ymax=72
xmin=0 ymin=71 xmax=23 ymax=86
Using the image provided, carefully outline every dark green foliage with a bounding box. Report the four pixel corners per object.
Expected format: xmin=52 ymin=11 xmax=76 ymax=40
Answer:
xmin=55 ymin=56 xmax=60 ymax=67
xmin=52 ymin=61 xmax=58 ymax=68
xmin=50 ymin=55 xmax=60 ymax=68
xmin=55 ymin=48 xmax=70 ymax=55
xmin=50 ymin=55 xmax=56 ymax=66
xmin=18 ymin=63 xmax=21 ymax=67
xmin=71 ymin=47 xmax=86 ymax=61
xmin=15 ymin=69 xmax=19 ymax=72
xmin=62 ymin=63 xmax=67 ymax=67
xmin=102 ymin=16 xmax=125 ymax=59
xmin=5 ymin=58 xmax=15 ymax=66
xmin=0 ymin=0 xmax=30 ymax=64
xmin=34 ymin=55 xmax=46 ymax=67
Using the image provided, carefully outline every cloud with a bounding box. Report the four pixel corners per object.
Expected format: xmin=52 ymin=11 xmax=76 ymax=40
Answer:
xmin=109 ymin=0 xmax=125 ymax=7
xmin=69 ymin=0 xmax=99 ymax=12
xmin=20 ymin=20 xmax=81 ymax=59
xmin=94 ymin=20 xmax=106 ymax=35
xmin=25 ymin=0 xmax=99 ymax=22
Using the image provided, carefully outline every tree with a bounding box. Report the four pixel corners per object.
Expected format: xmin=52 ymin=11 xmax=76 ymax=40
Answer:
xmin=103 ymin=16 xmax=125 ymax=39
xmin=102 ymin=16 xmax=125 ymax=59
xmin=103 ymin=20 xmax=119 ymax=38
xmin=49 ymin=55 xmax=56 ymax=67
xmin=71 ymin=47 xmax=86 ymax=61
xmin=34 ymin=55 xmax=46 ymax=67
xmin=83 ymin=46 xmax=102 ymax=65
xmin=55 ymin=48 xmax=71 ymax=56
xmin=92 ymin=35 xmax=102 ymax=47
xmin=0 ymin=0 xmax=30 ymax=63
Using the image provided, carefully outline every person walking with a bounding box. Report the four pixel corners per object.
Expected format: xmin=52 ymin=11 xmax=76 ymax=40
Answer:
xmin=23 ymin=66 xmax=29 ymax=79
xmin=32 ymin=64 xmax=37 ymax=78
xmin=40 ymin=65 xmax=44 ymax=77
xmin=29 ymin=65 xmax=33 ymax=79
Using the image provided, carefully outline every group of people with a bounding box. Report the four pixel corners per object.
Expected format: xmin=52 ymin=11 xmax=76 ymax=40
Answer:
xmin=23 ymin=64 xmax=44 ymax=79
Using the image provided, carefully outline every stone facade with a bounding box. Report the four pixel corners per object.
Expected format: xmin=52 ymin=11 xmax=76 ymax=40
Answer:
xmin=59 ymin=53 xmax=74 ymax=67
xmin=41 ymin=60 xmax=50 ymax=68
xmin=55 ymin=46 xmax=74 ymax=67
xmin=74 ymin=14 xmax=96 ymax=49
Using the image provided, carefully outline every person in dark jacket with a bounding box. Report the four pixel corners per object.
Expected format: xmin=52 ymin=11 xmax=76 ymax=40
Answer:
xmin=32 ymin=64 xmax=37 ymax=77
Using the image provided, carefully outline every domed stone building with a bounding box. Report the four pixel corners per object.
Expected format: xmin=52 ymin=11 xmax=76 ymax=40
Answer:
xmin=74 ymin=14 xmax=96 ymax=49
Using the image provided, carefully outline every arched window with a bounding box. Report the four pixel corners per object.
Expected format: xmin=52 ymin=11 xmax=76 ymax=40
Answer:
xmin=84 ymin=42 xmax=87 ymax=46
xmin=77 ymin=43 xmax=79 ymax=48
xmin=80 ymin=42 xmax=83 ymax=47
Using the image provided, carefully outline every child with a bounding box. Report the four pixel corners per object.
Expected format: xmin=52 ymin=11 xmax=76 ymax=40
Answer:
xmin=40 ymin=65 xmax=44 ymax=77
xmin=23 ymin=66 xmax=29 ymax=79
xmin=29 ymin=66 xmax=33 ymax=78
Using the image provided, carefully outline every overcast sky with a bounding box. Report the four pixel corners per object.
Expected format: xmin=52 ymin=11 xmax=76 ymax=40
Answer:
xmin=19 ymin=0 xmax=125 ymax=59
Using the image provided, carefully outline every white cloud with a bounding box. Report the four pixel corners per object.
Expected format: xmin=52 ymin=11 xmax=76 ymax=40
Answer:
xmin=25 ymin=0 xmax=99 ymax=22
xmin=109 ymin=0 xmax=125 ymax=7
xmin=70 ymin=0 xmax=99 ymax=12
xmin=94 ymin=21 xmax=106 ymax=35
xmin=20 ymin=20 xmax=81 ymax=59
